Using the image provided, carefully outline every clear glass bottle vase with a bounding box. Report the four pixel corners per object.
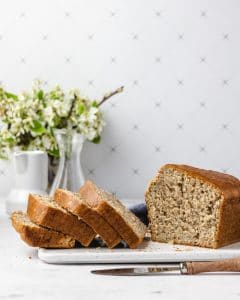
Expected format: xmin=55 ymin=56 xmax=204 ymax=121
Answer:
xmin=49 ymin=129 xmax=85 ymax=195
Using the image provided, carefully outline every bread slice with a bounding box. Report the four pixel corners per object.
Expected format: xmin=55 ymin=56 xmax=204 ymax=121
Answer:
xmin=11 ymin=211 xmax=75 ymax=248
xmin=145 ymin=164 xmax=240 ymax=248
xmin=27 ymin=194 xmax=95 ymax=247
xmin=79 ymin=181 xmax=147 ymax=249
xmin=54 ymin=189 xmax=121 ymax=248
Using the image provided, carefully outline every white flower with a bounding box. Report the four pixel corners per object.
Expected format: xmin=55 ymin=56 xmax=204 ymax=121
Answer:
xmin=86 ymin=128 xmax=98 ymax=140
xmin=0 ymin=81 xmax=107 ymax=157
xmin=42 ymin=135 xmax=52 ymax=150
xmin=88 ymin=107 xmax=98 ymax=123
xmin=53 ymin=100 xmax=70 ymax=116
xmin=43 ymin=106 xmax=54 ymax=126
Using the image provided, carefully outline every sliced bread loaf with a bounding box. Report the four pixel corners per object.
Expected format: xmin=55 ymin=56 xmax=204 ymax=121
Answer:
xmin=27 ymin=194 xmax=96 ymax=247
xmin=54 ymin=189 xmax=121 ymax=248
xmin=11 ymin=211 xmax=75 ymax=248
xmin=79 ymin=181 xmax=147 ymax=249
xmin=145 ymin=164 xmax=240 ymax=248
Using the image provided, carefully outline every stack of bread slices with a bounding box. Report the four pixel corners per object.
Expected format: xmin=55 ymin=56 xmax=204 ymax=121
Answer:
xmin=12 ymin=180 xmax=147 ymax=249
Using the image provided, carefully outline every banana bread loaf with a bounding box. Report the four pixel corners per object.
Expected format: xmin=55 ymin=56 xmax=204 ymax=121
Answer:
xmin=145 ymin=164 xmax=240 ymax=248
xmin=12 ymin=211 xmax=75 ymax=248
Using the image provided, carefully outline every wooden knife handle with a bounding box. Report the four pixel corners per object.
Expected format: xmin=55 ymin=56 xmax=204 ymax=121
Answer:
xmin=183 ymin=257 xmax=240 ymax=274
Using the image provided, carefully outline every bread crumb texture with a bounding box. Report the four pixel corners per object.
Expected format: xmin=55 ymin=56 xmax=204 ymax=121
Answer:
xmin=145 ymin=166 xmax=223 ymax=248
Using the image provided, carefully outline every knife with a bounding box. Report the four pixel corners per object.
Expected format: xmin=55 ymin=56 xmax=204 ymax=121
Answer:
xmin=91 ymin=257 xmax=240 ymax=275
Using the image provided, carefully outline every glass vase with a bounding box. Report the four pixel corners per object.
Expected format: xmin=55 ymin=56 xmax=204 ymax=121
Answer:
xmin=49 ymin=129 xmax=85 ymax=195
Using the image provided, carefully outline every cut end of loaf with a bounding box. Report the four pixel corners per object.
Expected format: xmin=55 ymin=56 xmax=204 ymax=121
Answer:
xmin=145 ymin=166 xmax=223 ymax=248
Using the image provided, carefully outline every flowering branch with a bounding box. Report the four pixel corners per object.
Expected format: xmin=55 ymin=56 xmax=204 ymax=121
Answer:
xmin=98 ymin=86 xmax=124 ymax=106
xmin=0 ymin=81 xmax=124 ymax=158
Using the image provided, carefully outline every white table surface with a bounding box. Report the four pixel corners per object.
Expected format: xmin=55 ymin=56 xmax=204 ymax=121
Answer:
xmin=1 ymin=200 xmax=240 ymax=300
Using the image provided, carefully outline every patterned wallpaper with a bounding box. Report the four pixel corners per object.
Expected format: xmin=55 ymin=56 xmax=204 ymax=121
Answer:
xmin=0 ymin=0 xmax=240 ymax=200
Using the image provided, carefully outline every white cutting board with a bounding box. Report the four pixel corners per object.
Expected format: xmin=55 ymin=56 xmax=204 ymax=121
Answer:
xmin=38 ymin=239 xmax=240 ymax=264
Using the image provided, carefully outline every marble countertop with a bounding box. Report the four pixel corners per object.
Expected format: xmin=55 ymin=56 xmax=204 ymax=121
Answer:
xmin=1 ymin=203 xmax=240 ymax=300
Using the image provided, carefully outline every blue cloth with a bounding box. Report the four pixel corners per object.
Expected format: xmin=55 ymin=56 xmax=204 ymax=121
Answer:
xmin=129 ymin=203 xmax=149 ymax=225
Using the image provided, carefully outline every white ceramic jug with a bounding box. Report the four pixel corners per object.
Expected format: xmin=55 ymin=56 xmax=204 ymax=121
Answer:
xmin=6 ymin=151 xmax=48 ymax=215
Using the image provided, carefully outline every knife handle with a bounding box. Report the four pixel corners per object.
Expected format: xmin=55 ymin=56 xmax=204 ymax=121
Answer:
xmin=181 ymin=257 xmax=240 ymax=274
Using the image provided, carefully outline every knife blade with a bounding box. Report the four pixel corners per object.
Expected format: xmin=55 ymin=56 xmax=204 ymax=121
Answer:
xmin=91 ymin=264 xmax=183 ymax=276
xmin=91 ymin=257 xmax=240 ymax=275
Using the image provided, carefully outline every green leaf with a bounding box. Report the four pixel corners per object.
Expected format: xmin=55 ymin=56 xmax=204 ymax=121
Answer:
xmin=31 ymin=120 xmax=46 ymax=134
xmin=78 ymin=103 xmax=85 ymax=114
xmin=5 ymin=92 xmax=18 ymax=100
xmin=37 ymin=90 xmax=44 ymax=100
xmin=53 ymin=115 xmax=61 ymax=127
xmin=49 ymin=91 xmax=59 ymax=99
xmin=92 ymin=136 xmax=101 ymax=144
xmin=92 ymin=100 xmax=98 ymax=107
xmin=4 ymin=137 xmax=14 ymax=144
xmin=48 ymin=148 xmax=60 ymax=158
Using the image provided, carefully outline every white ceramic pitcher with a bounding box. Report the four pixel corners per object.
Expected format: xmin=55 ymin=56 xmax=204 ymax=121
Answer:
xmin=6 ymin=151 xmax=48 ymax=215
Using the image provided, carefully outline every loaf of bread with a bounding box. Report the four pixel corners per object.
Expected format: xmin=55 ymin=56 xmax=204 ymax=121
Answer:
xmin=12 ymin=211 xmax=75 ymax=248
xmin=145 ymin=164 xmax=240 ymax=248
xmin=79 ymin=181 xmax=147 ymax=249
xmin=54 ymin=189 xmax=121 ymax=248
xmin=27 ymin=194 xmax=96 ymax=247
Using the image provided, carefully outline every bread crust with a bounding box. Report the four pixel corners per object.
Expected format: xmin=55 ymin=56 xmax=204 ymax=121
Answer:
xmin=27 ymin=194 xmax=95 ymax=247
xmin=163 ymin=164 xmax=240 ymax=201
xmin=11 ymin=212 xmax=75 ymax=248
xmin=54 ymin=189 xmax=121 ymax=248
xmin=146 ymin=164 xmax=240 ymax=248
xmin=79 ymin=181 xmax=147 ymax=249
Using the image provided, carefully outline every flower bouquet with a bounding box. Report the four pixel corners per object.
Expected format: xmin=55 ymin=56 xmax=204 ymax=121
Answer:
xmin=0 ymin=80 xmax=123 ymax=159
xmin=0 ymin=80 xmax=123 ymax=195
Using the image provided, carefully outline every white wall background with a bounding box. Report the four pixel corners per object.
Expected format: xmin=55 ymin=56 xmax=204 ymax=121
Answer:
xmin=0 ymin=0 xmax=240 ymax=200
